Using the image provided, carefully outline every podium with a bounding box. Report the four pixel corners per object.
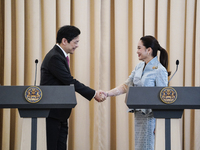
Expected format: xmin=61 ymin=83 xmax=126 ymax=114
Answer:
xmin=126 ymin=86 xmax=200 ymax=150
xmin=0 ymin=85 xmax=77 ymax=150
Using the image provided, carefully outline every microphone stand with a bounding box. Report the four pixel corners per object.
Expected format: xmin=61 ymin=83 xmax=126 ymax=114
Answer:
xmin=166 ymin=60 xmax=179 ymax=150
xmin=34 ymin=59 xmax=38 ymax=86
xmin=168 ymin=60 xmax=179 ymax=86
xmin=31 ymin=59 xmax=38 ymax=150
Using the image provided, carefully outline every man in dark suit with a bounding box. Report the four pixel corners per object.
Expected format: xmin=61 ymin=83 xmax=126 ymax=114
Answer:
xmin=40 ymin=25 xmax=105 ymax=150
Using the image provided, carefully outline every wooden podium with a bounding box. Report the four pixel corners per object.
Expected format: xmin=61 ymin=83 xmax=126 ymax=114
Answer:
xmin=0 ymin=85 xmax=77 ymax=150
xmin=126 ymin=86 xmax=200 ymax=150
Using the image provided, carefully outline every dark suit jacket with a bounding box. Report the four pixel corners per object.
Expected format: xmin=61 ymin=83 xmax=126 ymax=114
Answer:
xmin=40 ymin=45 xmax=95 ymax=121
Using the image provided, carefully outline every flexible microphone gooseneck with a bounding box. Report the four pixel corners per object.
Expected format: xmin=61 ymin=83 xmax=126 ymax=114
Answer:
xmin=168 ymin=60 xmax=179 ymax=85
xmin=34 ymin=59 xmax=38 ymax=86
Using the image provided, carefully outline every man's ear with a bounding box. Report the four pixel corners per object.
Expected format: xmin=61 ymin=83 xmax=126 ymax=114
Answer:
xmin=62 ymin=38 xmax=69 ymax=45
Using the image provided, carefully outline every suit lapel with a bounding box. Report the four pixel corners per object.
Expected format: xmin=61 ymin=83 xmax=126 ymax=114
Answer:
xmin=54 ymin=45 xmax=71 ymax=72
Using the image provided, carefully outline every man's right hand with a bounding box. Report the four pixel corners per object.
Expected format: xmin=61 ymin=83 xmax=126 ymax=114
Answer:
xmin=94 ymin=90 xmax=107 ymax=102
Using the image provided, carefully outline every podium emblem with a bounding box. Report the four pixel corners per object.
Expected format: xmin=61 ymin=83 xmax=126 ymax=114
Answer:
xmin=160 ymin=87 xmax=177 ymax=104
xmin=25 ymin=86 xmax=42 ymax=103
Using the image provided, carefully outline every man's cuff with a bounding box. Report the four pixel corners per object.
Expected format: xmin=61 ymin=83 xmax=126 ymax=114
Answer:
xmin=93 ymin=91 xmax=97 ymax=99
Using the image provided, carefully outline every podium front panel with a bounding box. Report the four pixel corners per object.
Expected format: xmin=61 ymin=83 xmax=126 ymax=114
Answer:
xmin=0 ymin=86 xmax=77 ymax=109
xmin=126 ymin=87 xmax=200 ymax=110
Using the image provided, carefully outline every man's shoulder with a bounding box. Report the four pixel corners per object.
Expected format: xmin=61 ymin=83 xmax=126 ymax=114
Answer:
xmin=46 ymin=45 xmax=63 ymax=56
xmin=50 ymin=45 xmax=60 ymax=52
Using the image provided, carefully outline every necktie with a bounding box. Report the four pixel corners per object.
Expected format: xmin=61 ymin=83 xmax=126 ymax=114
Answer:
xmin=66 ymin=56 xmax=70 ymax=67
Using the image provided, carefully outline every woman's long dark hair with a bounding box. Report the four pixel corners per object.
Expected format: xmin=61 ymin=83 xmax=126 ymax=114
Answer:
xmin=140 ymin=35 xmax=171 ymax=76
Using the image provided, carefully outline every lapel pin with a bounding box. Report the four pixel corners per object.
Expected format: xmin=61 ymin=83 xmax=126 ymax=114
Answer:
xmin=152 ymin=66 xmax=158 ymax=69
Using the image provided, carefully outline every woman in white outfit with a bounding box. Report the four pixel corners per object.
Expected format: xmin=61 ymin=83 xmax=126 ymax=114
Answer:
xmin=106 ymin=35 xmax=170 ymax=150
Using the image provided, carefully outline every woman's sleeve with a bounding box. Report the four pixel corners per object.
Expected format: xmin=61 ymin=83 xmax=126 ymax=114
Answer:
xmin=125 ymin=69 xmax=136 ymax=87
xmin=107 ymin=69 xmax=136 ymax=97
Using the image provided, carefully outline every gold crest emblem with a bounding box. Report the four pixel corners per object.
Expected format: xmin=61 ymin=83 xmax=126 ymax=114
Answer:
xmin=25 ymin=86 xmax=42 ymax=103
xmin=160 ymin=87 xmax=177 ymax=104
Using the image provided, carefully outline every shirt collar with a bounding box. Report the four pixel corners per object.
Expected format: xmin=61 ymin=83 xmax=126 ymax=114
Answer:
xmin=149 ymin=56 xmax=158 ymax=65
xmin=142 ymin=56 xmax=158 ymax=69
xmin=56 ymin=43 xmax=68 ymax=57
xmin=145 ymin=56 xmax=159 ymax=69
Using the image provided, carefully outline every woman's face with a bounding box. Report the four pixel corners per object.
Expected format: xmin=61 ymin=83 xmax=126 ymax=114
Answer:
xmin=137 ymin=40 xmax=153 ymax=64
xmin=137 ymin=40 xmax=148 ymax=60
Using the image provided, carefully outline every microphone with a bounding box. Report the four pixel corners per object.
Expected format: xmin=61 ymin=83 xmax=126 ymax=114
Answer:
xmin=168 ymin=60 xmax=179 ymax=85
xmin=34 ymin=59 xmax=38 ymax=86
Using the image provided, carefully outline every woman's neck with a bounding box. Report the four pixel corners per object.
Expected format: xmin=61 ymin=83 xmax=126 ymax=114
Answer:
xmin=144 ymin=56 xmax=153 ymax=65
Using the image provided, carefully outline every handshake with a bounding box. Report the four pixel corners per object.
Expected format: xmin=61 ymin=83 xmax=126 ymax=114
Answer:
xmin=94 ymin=90 xmax=108 ymax=102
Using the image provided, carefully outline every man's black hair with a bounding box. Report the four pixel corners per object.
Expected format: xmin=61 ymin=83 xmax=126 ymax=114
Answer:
xmin=56 ymin=25 xmax=81 ymax=44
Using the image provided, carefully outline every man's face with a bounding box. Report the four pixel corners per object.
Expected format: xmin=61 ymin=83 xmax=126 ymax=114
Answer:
xmin=63 ymin=35 xmax=79 ymax=54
